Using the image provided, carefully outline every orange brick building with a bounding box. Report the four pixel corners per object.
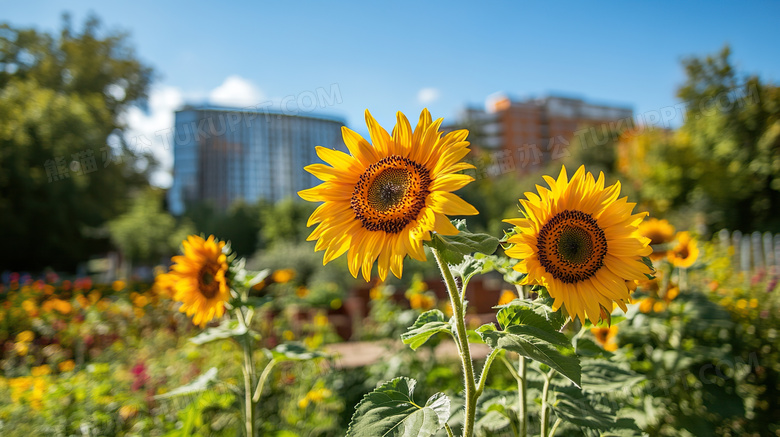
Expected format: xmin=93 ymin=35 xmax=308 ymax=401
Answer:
xmin=455 ymin=94 xmax=633 ymax=176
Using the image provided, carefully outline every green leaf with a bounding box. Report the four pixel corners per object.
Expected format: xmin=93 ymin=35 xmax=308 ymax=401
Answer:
xmin=154 ymin=367 xmax=218 ymax=399
xmin=474 ymin=388 xmax=518 ymax=433
xmin=190 ymin=320 xmax=254 ymax=345
xmin=495 ymin=305 xmax=565 ymax=337
xmin=580 ymin=359 xmax=644 ymax=393
xmin=466 ymin=329 xmax=487 ymax=344
xmin=601 ymin=418 xmax=644 ymax=436
xmin=495 ymin=297 xmax=567 ymax=331
xmin=480 ymin=325 xmax=581 ymax=387
xmin=476 ymin=408 xmax=512 ymax=432
xmin=451 ymin=255 xmax=486 ymax=288
xmin=502 ymin=270 xmax=527 ymax=285
xmin=583 ymin=315 xmax=626 ymax=329
xmin=479 ymin=254 xmax=526 ymax=284
xmin=573 ymin=337 xmax=612 ymax=358
xmin=475 ymin=323 xmax=497 ymax=335
xmin=401 ymin=310 xmax=453 ymax=350
xmin=550 ymin=392 xmax=614 ymax=430
xmin=270 ymin=342 xmax=328 ymax=362
xmin=244 ymin=295 xmax=272 ymax=309
xmin=640 ymin=256 xmax=652 ymax=267
xmin=469 ymin=323 xmax=496 ymax=345
xmin=428 ymin=220 xmax=499 ymax=264
xmin=346 ymin=377 xmax=450 ymax=437
xmin=246 ymin=269 xmax=272 ymax=288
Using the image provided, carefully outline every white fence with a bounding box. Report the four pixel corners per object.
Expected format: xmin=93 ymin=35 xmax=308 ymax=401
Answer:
xmin=716 ymin=229 xmax=780 ymax=273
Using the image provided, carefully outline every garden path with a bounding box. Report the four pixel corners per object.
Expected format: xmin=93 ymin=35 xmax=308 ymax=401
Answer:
xmin=324 ymin=340 xmax=491 ymax=368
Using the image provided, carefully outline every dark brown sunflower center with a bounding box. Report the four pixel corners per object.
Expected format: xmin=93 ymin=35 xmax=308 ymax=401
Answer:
xmin=677 ymin=246 xmax=689 ymax=260
xmin=198 ymin=265 xmax=220 ymax=299
xmin=351 ymin=155 xmax=431 ymax=234
xmin=645 ymin=231 xmax=666 ymax=245
xmin=537 ymin=210 xmax=608 ymax=283
xmin=367 ymin=167 xmax=411 ymax=212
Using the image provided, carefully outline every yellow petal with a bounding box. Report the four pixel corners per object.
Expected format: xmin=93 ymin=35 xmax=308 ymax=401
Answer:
xmin=427 ymin=192 xmax=479 ymax=216
xmin=365 ymin=109 xmax=392 ymax=156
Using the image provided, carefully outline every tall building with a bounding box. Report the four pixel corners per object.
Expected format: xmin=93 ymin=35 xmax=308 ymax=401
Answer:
xmin=456 ymin=94 xmax=633 ymax=175
xmin=168 ymin=106 xmax=345 ymax=214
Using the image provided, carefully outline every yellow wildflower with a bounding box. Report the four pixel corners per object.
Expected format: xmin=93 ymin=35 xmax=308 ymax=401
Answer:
xmin=497 ymin=290 xmax=517 ymax=306
xmin=58 ymin=360 xmax=76 ymax=372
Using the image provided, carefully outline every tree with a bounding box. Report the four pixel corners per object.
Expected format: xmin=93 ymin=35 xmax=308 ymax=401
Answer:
xmin=570 ymin=47 xmax=780 ymax=233
xmin=182 ymin=199 xmax=264 ymax=257
xmin=622 ymin=48 xmax=780 ymax=232
xmin=0 ymin=15 xmax=154 ymax=270
xmin=258 ymin=198 xmax=316 ymax=248
xmin=107 ymin=188 xmax=192 ymax=265
xmin=673 ymin=46 xmax=780 ymax=231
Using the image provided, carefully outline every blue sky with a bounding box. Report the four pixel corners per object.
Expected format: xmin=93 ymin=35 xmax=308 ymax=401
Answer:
xmin=5 ymin=1 xmax=780 ymax=185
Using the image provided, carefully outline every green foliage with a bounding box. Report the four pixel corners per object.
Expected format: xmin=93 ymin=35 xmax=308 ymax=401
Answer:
xmin=571 ymin=46 xmax=780 ymax=233
xmin=478 ymin=301 xmax=581 ymax=388
xmin=260 ymin=198 xmax=318 ymax=248
xmin=189 ymin=320 xmax=254 ymax=345
xmin=477 ymin=254 xmax=527 ymax=285
xmin=155 ymin=367 xmax=219 ymax=399
xmin=670 ymin=46 xmax=780 ymax=231
xmin=474 ymin=389 xmax=519 ymax=435
xmin=401 ymin=309 xmax=452 ymax=350
xmin=108 ymin=188 xmax=192 ymax=263
xmin=480 ymin=322 xmax=581 ymax=388
xmin=551 ymin=390 xmax=641 ymax=435
xmin=551 ymin=391 xmax=615 ymax=431
xmin=346 ymin=377 xmax=450 ymax=437
xmin=456 ymin=171 xmax=542 ymax=238
xmin=164 ymin=391 xmax=239 ymax=437
xmin=494 ymin=298 xmax=568 ymax=332
xmin=0 ymin=16 xmax=154 ymax=270
xmin=578 ymin=359 xmax=644 ymax=393
xmin=183 ymin=200 xmax=263 ymax=257
xmin=450 ymin=255 xmax=487 ymax=289
xmin=427 ymin=220 xmax=499 ymax=265
xmin=269 ymin=342 xmax=328 ymax=362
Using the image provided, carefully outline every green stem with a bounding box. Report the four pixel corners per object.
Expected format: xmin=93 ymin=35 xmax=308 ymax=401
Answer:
xmin=500 ymin=354 xmax=520 ymax=381
xmin=476 ymin=348 xmax=500 ymax=397
xmin=252 ymin=358 xmax=278 ymax=402
xmin=540 ymin=370 xmax=555 ymax=437
xmin=236 ymin=309 xmax=256 ymax=437
xmin=548 ymin=418 xmax=562 ymax=437
xmin=519 ymin=356 xmax=527 ymax=437
xmin=445 ymin=423 xmax=455 ymax=437
xmin=432 ymin=247 xmax=477 ymax=437
xmin=499 ymin=354 xmax=526 ymax=437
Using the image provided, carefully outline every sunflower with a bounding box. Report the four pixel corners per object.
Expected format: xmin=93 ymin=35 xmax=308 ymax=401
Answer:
xmin=639 ymin=218 xmax=676 ymax=260
xmin=497 ymin=289 xmax=518 ymax=306
xmin=409 ymin=293 xmax=436 ymax=310
xmin=591 ymin=325 xmax=619 ymax=352
xmin=504 ymin=165 xmax=653 ymax=324
xmin=299 ymin=109 xmax=478 ymax=281
xmin=156 ymin=235 xmax=231 ymax=327
xmin=667 ymin=231 xmax=699 ymax=268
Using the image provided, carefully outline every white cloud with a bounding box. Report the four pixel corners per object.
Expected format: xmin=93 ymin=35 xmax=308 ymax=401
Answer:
xmin=417 ymin=87 xmax=440 ymax=104
xmin=209 ymin=75 xmax=265 ymax=107
xmin=120 ymin=76 xmax=265 ymax=188
xmin=122 ymin=85 xmax=183 ymax=188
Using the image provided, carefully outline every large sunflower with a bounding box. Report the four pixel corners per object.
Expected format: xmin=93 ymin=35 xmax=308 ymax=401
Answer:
xmin=156 ymin=235 xmax=231 ymax=327
xmin=299 ymin=109 xmax=478 ymax=281
xmin=504 ymin=165 xmax=653 ymax=323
